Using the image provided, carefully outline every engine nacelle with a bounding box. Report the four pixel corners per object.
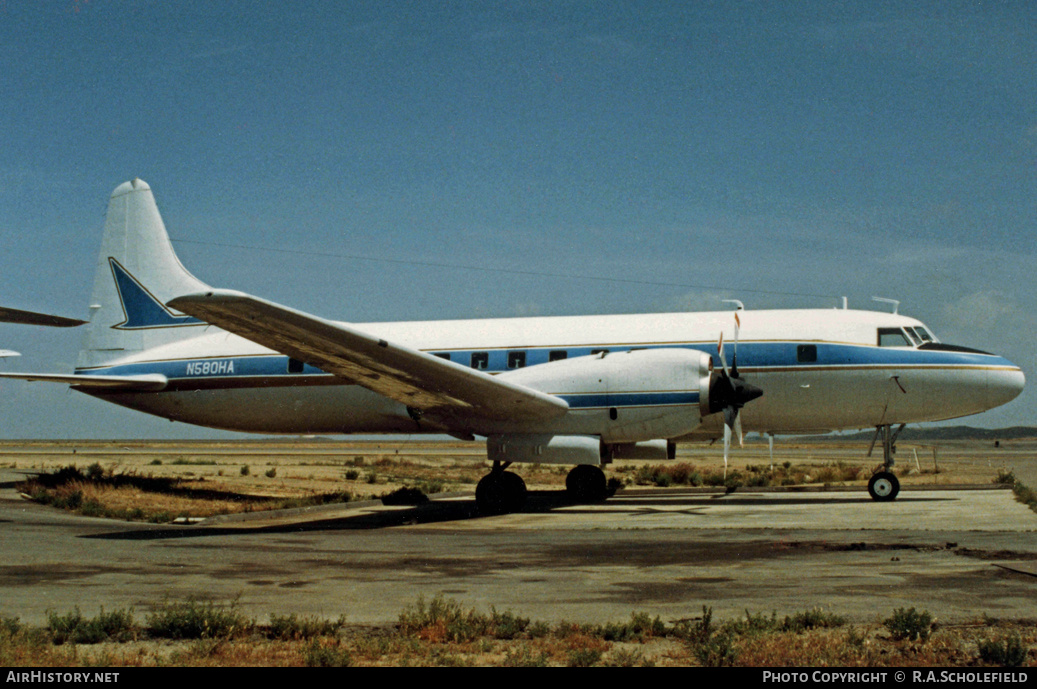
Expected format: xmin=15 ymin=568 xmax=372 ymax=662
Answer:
xmin=487 ymin=433 xmax=601 ymax=466
xmin=498 ymin=348 xmax=713 ymax=443
xmin=604 ymin=439 xmax=676 ymax=461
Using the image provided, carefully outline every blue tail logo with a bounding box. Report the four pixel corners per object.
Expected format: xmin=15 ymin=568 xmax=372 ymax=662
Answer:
xmin=109 ymin=258 xmax=205 ymax=330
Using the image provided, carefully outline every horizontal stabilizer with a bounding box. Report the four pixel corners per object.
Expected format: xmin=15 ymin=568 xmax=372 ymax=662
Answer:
xmin=0 ymin=350 xmax=20 ymax=358
xmin=0 ymin=306 xmax=85 ymax=328
xmin=168 ymin=290 xmax=569 ymax=423
xmin=0 ymin=372 xmax=168 ymax=391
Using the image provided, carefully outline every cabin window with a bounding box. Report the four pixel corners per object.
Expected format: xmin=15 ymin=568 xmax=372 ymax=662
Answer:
xmin=433 ymin=352 xmax=451 ymax=361
xmin=877 ymin=328 xmax=911 ymax=347
xmin=797 ymin=344 xmax=817 ymax=363
xmin=507 ymin=351 xmax=526 ymax=369
xmin=287 ymin=358 xmax=305 ymax=374
xmin=471 ymin=352 xmax=489 ymax=370
xmin=549 ymin=350 xmax=568 ymax=362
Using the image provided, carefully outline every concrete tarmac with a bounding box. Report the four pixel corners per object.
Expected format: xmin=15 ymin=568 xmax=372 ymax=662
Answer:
xmin=1 ymin=474 xmax=1035 ymax=628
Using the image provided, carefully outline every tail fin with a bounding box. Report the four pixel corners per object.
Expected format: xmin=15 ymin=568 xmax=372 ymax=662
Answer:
xmin=78 ymin=179 xmax=211 ymax=369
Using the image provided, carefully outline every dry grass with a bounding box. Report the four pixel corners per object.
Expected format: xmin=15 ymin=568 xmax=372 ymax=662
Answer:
xmin=2 ymin=600 xmax=1034 ymax=667
xmin=5 ymin=437 xmax=1030 ymax=522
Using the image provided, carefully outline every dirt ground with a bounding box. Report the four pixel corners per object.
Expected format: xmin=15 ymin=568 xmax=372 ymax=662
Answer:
xmin=1 ymin=436 xmax=1031 ymax=510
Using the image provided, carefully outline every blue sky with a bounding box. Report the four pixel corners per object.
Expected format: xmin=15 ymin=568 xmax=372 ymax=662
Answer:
xmin=0 ymin=1 xmax=1033 ymax=438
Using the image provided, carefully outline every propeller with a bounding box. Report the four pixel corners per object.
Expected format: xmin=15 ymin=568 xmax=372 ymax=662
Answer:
xmin=709 ymin=311 xmax=763 ymax=478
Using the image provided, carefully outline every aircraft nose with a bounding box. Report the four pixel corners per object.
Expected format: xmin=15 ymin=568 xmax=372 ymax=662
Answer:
xmin=988 ymin=364 xmax=1025 ymax=409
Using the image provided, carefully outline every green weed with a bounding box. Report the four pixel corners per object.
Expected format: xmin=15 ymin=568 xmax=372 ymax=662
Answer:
xmin=884 ymin=607 xmax=934 ymax=642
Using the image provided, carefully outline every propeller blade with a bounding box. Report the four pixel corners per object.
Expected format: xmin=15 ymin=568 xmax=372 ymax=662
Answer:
xmin=716 ymin=332 xmax=730 ymax=378
xmin=709 ymin=309 xmax=761 ymax=476
xmin=731 ymin=311 xmax=741 ymax=378
xmin=723 ymin=423 xmax=731 ymax=479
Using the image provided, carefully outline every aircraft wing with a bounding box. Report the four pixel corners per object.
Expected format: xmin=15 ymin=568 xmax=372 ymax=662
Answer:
xmin=167 ymin=290 xmax=570 ymax=423
xmin=0 ymin=306 xmax=86 ymax=327
xmin=0 ymin=372 xmax=168 ymax=391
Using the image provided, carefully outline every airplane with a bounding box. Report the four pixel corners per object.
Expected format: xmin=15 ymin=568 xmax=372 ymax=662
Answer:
xmin=0 ymin=179 xmax=1025 ymax=513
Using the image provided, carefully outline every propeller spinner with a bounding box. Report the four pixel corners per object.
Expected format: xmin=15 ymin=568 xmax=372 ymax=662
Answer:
xmin=709 ymin=313 xmax=763 ymax=477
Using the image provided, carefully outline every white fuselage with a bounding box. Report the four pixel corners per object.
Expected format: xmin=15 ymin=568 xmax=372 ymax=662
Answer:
xmin=78 ymin=307 xmax=1025 ymax=440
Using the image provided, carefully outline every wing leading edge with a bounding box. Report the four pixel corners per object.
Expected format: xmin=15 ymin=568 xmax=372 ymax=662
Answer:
xmin=167 ymin=290 xmax=570 ymax=425
xmin=0 ymin=306 xmax=86 ymax=328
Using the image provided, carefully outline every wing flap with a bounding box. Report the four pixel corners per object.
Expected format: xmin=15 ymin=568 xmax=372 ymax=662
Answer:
xmin=0 ymin=372 xmax=168 ymax=391
xmin=167 ymin=290 xmax=569 ymax=422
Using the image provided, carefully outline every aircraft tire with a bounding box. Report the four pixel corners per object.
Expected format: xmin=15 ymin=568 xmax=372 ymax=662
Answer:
xmin=566 ymin=464 xmax=607 ymax=503
xmin=476 ymin=471 xmax=527 ymax=515
xmin=868 ymin=471 xmax=900 ymax=502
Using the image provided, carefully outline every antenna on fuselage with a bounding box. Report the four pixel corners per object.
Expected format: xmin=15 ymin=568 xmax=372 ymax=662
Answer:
xmin=871 ymin=297 xmax=900 ymax=314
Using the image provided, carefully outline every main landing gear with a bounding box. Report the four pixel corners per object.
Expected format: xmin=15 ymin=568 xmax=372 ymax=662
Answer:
xmin=867 ymin=423 xmax=904 ymax=502
xmin=565 ymin=464 xmax=608 ymax=502
xmin=475 ymin=463 xmax=610 ymax=515
xmin=475 ymin=462 xmax=527 ymax=515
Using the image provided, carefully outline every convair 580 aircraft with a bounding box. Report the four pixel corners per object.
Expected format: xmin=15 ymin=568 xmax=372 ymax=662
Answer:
xmin=1 ymin=180 xmax=1025 ymax=512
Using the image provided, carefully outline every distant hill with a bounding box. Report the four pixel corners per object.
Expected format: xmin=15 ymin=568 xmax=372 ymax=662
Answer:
xmin=803 ymin=426 xmax=1037 ymax=442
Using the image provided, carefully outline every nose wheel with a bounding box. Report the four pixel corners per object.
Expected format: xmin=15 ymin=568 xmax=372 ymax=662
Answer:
xmin=868 ymin=471 xmax=900 ymax=501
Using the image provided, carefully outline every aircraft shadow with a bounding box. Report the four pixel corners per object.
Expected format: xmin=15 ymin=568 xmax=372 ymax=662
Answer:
xmin=82 ymin=488 xmax=955 ymax=541
xmin=83 ymin=489 xmax=571 ymax=540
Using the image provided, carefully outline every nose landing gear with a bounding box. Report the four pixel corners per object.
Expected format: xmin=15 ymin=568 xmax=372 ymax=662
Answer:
xmin=867 ymin=423 xmax=904 ymax=501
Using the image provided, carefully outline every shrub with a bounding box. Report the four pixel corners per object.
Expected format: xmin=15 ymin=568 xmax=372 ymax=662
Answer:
xmin=47 ymin=607 xmax=136 ymax=644
xmin=488 ymin=608 xmax=530 ymax=640
xmin=397 ymin=595 xmax=488 ymax=643
xmin=303 ymin=638 xmax=353 ymax=667
xmin=147 ymin=599 xmax=252 ymax=639
xmin=693 ymin=629 xmax=738 ymax=666
xmin=381 ymin=486 xmax=429 ymax=505
xmin=502 ymin=647 xmax=549 ymax=666
xmin=268 ymin=613 xmax=343 ymax=640
xmin=597 ymin=611 xmax=666 ymax=641
xmin=995 ymin=469 xmax=1016 ymax=486
xmin=567 ymin=647 xmax=603 ymax=667
xmin=783 ymin=608 xmax=845 ymax=632
xmin=978 ymin=633 xmax=1029 ymax=667
xmin=884 ymin=607 xmax=933 ymax=641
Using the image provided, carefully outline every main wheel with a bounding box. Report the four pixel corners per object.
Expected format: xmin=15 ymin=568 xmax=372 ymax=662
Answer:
xmin=476 ymin=471 xmax=527 ymax=515
xmin=868 ymin=471 xmax=900 ymax=502
xmin=566 ymin=464 xmax=608 ymax=502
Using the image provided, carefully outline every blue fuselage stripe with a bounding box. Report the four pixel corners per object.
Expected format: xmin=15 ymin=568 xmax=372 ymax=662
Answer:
xmin=76 ymin=341 xmax=1013 ymax=410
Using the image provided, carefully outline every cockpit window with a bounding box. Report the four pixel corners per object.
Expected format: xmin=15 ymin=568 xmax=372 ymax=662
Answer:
xmin=910 ymin=326 xmax=934 ymax=343
xmin=877 ymin=328 xmax=911 ymax=347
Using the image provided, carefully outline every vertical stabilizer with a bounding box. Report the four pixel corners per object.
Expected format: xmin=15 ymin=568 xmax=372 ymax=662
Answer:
xmin=78 ymin=179 xmax=211 ymax=369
